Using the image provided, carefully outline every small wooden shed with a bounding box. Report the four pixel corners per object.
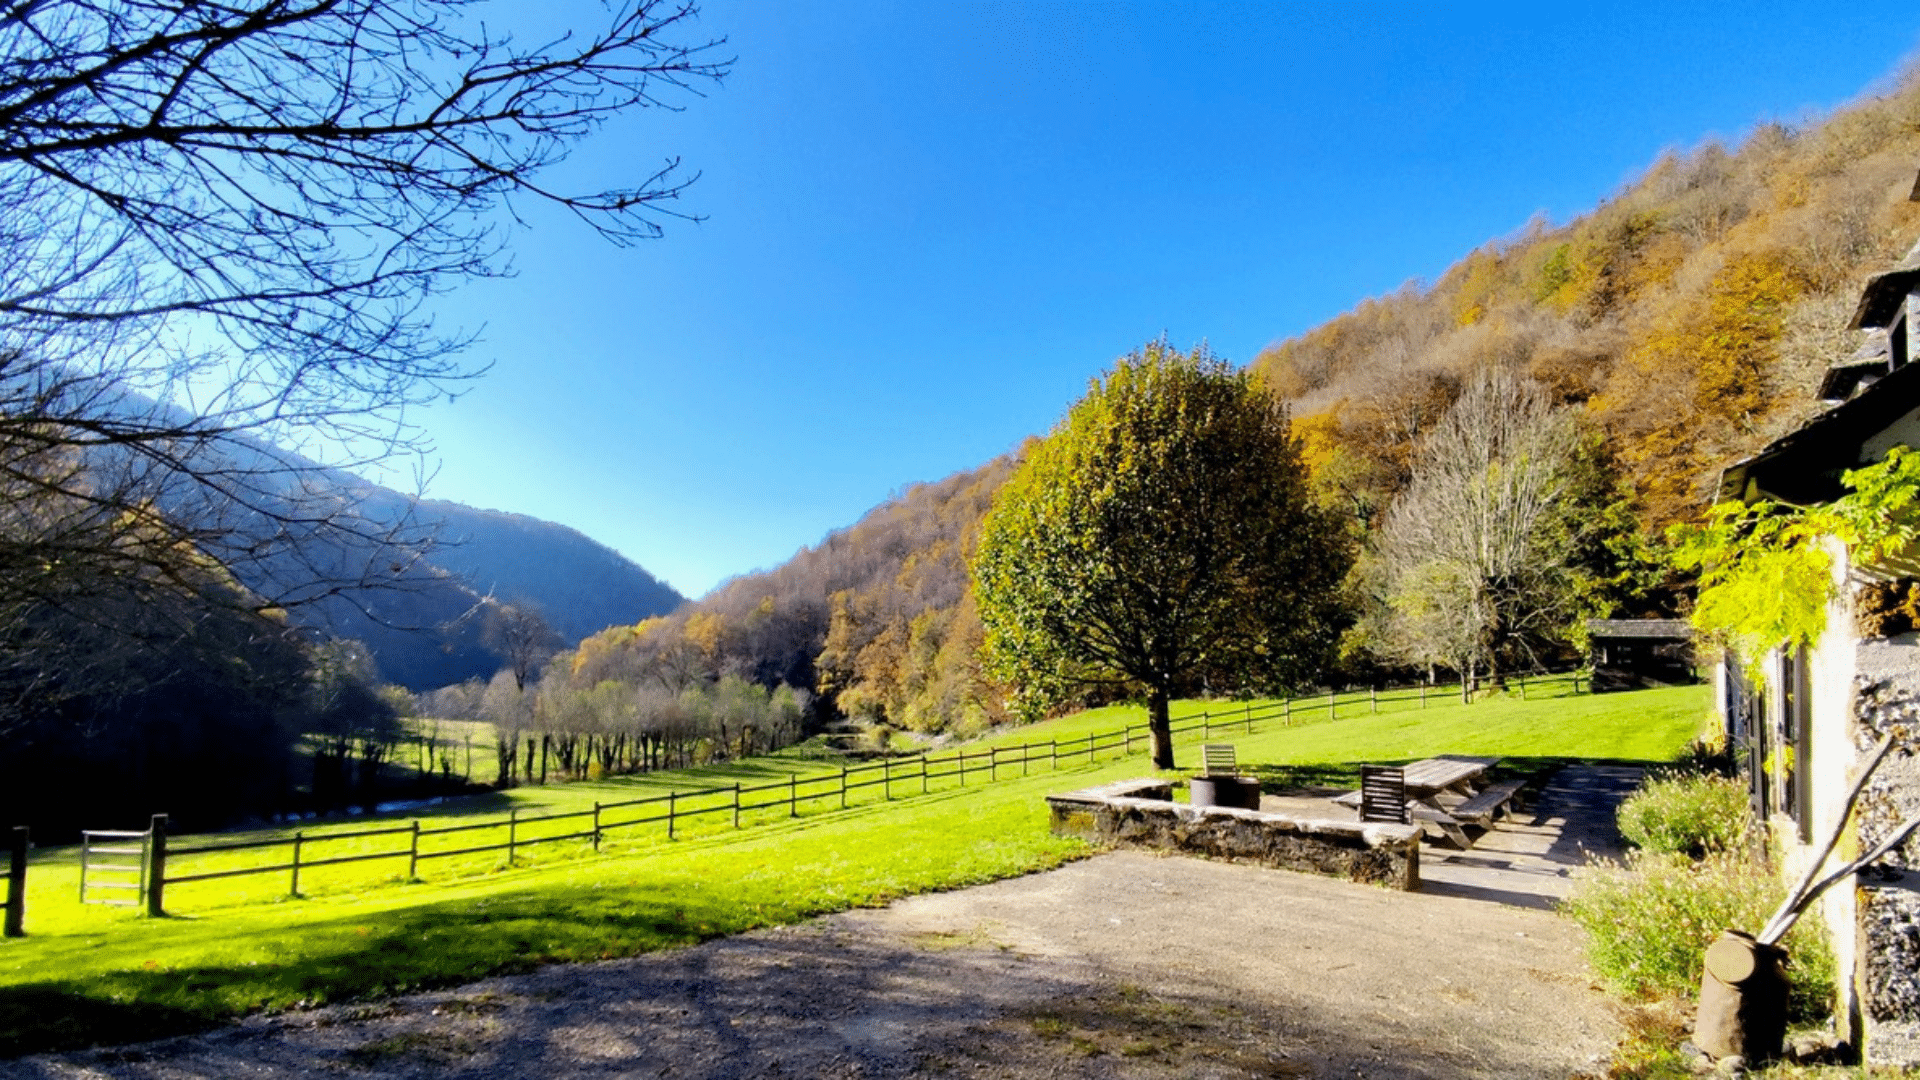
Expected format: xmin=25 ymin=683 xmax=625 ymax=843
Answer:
xmin=1585 ymin=618 xmax=1696 ymax=692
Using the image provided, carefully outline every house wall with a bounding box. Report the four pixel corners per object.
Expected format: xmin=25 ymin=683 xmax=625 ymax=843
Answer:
xmin=1860 ymin=406 xmax=1920 ymax=463
xmin=1804 ymin=542 xmax=1862 ymax=1049
xmin=1727 ymin=539 xmax=1920 ymax=1064
xmin=1850 ymin=633 xmax=1920 ymax=1065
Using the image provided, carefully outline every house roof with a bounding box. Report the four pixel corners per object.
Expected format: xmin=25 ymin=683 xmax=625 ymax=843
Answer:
xmin=1849 ymin=252 xmax=1920 ymax=329
xmin=1718 ymin=355 xmax=1920 ymax=505
xmin=1586 ymin=619 xmax=1692 ymax=640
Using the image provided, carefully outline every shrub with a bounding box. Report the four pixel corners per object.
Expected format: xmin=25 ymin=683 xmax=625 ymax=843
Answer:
xmin=1563 ymin=851 xmax=1834 ymax=1025
xmin=1618 ymin=773 xmax=1750 ymax=857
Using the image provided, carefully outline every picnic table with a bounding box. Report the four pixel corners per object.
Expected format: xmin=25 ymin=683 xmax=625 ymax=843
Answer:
xmin=1337 ymin=755 xmax=1525 ymax=848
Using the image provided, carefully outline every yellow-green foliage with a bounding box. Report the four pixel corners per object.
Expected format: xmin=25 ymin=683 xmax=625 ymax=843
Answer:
xmin=1670 ymin=446 xmax=1920 ymax=670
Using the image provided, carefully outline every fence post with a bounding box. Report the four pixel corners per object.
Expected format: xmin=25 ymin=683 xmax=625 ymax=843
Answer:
xmin=840 ymin=766 xmax=849 ymax=809
xmin=1285 ymin=697 xmax=1292 ymax=725
xmin=989 ymin=747 xmax=998 ymax=782
xmin=882 ymin=758 xmax=892 ymax=800
xmin=1245 ymin=702 xmax=1253 ymax=733
xmin=508 ymin=807 xmax=519 ymax=861
xmin=1051 ymin=739 xmax=1058 ymax=767
xmin=1023 ymin=742 xmax=1031 ymax=776
xmin=957 ymin=753 xmax=966 ymax=787
xmin=291 ymin=831 xmax=304 ymax=897
xmin=408 ymin=820 xmax=421 ymax=880
xmin=145 ymin=814 xmax=167 ymax=918
xmin=1371 ymin=686 xmax=1378 ymax=713
xmin=1202 ymin=710 xmax=1210 ymax=739
xmin=733 ymin=783 xmax=742 ymax=828
xmin=790 ymin=773 xmax=799 ymax=818
xmin=1327 ymin=689 xmax=1336 ymax=720
xmin=667 ymin=792 xmax=676 ymax=840
xmin=1520 ymin=674 xmax=1528 ymax=700
xmin=921 ymin=753 xmax=929 ymax=794
xmin=5 ymin=826 xmax=26 ymax=938
xmin=1421 ymin=683 xmax=1426 ymax=708
xmin=593 ymin=802 xmax=603 ymax=851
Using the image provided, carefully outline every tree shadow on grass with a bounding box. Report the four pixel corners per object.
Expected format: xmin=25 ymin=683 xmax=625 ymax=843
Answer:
xmin=0 ymin=874 xmax=790 ymax=1059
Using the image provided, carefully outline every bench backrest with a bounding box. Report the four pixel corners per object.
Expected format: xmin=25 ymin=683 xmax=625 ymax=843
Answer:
xmin=1200 ymin=744 xmax=1237 ymax=777
xmin=1360 ymin=765 xmax=1409 ymax=824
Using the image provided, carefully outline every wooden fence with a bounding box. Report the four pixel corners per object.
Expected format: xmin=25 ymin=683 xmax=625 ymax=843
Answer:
xmin=3 ymin=827 xmax=24 ymax=938
xmin=6 ymin=668 xmax=1583 ymax=928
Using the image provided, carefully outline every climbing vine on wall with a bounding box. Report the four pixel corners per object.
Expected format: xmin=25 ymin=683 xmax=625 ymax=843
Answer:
xmin=1670 ymin=446 xmax=1920 ymax=672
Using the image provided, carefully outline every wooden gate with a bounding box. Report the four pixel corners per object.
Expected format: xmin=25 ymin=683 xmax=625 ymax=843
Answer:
xmin=80 ymin=828 xmax=150 ymax=907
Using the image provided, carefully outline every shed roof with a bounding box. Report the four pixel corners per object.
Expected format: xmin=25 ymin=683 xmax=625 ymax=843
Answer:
xmin=1586 ymin=619 xmax=1692 ymax=640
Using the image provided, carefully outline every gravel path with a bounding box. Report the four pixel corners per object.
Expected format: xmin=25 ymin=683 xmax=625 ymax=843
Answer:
xmin=1 ymin=767 xmax=1636 ymax=1080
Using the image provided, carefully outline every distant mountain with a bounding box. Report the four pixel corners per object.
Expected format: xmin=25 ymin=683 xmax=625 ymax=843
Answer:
xmin=410 ymin=498 xmax=685 ymax=646
xmin=89 ymin=401 xmax=688 ymax=690
xmin=288 ymin=484 xmax=686 ymax=690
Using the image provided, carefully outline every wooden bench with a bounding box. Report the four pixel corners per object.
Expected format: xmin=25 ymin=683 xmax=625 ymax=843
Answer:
xmin=1448 ymin=779 xmax=1527 ymax=825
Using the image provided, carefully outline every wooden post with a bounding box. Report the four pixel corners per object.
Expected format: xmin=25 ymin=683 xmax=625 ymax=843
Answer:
xmin=408 ymin=820 xmax=421 ymax=880
xmin=1371 ymin=686 xmax=1378 ymax=713
xmin=667 ymin=792 xmax=676 ymax=839
xmin=1285 ymin=697 xmax=1292 ymax=724
xmin=989 ymin=747 xmax=998 ymax=782
xmin=508 ymin=807 xmax=519 ymax=861
xmin=5 ymin=826 xmax=26 ymax=938
xmin=1245 ymin=702 xmax=1253 ymax=733
xmin=145 ymin=814 xmax=167 ymax=918
xmin=291 ymin=832 xmax=304 ymax=897
xmin=592 ymin=802 xmax=602 ymax=851
xmin=840 ymin=766 xmax=849 ymax=809
xmin=790 ymin=773 xmax=799 ymax=817
xmin=1328 ymin=689 xmax=1336 ymax=720
xmin=733 ymin=783 xmax=742 ymax=828
xmin=957 ymin=753 xmax=966 ymax=787
xmin=1520 ymin=674 xmax=1528 ymax=700
xmin=883 ymin=758 xmax=892 ymax=799
xmin=1202 ymin=710 xmax=1210 ymax=738
xmin=920 ymin=754 xmax=929 ymax=794
xmin=1023 ymin=742 xmax=1031 ymax=776
xmin=1051 ymin=739 xmax=1058 ymax=766
xmin=1421 ymin=683 xmax=1426 ymax=708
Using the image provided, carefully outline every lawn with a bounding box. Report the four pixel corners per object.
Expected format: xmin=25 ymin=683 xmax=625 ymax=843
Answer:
xmin=0 ymin=680 xmax=1709 ymax=1056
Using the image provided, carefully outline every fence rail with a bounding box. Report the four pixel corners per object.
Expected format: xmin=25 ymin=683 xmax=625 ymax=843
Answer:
xmin=11 ymin=668 xmax=1583 ymax=929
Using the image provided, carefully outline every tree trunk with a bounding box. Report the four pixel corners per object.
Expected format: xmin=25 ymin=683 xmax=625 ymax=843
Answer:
xmin=1148 ymin=686 xmax=1176 ymax=771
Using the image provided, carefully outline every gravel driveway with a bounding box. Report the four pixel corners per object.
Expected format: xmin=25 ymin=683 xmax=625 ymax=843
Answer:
xmin=1 ymin=768 xmax=1634 ymax=1080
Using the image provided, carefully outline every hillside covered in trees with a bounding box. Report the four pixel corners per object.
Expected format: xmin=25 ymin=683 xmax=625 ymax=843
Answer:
xmin=450 ymin=68 xmax=1920 ymax=765
xmin=1258 ymin=73 xmax=1920 ymax=534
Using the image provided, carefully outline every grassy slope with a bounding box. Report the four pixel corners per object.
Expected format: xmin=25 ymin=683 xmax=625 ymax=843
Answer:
xmin=0 ymin=682 xmax=1708 ymax=1056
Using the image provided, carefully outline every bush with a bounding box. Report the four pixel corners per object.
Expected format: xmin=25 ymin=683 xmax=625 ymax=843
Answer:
xmin=1563 ymin=851 xmax=1834 ymax=1025
xmin=1618 ymin=773 xmax=1750 ymax=857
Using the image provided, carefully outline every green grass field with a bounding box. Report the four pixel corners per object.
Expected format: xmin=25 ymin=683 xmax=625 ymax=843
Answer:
xmin=0 ymin=680 xmax=1710 ymax=1056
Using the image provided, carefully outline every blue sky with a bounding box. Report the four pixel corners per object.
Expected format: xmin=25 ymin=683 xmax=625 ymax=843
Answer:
xmin=408 ymin=2 xmax=1920 ymax=600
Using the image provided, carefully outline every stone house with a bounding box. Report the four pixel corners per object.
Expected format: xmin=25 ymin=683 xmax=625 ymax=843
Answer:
xmin=1712 ymin=237 xmax=1920 ymax=1064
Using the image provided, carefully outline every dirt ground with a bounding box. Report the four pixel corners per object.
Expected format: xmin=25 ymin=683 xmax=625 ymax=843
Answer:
xmin=0 ymin=769 xmax=1636 ymax=1080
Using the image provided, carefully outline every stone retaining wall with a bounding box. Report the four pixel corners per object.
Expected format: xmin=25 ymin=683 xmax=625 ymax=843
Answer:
xmin=1046 ymin=778 xmax=1421 ymax=890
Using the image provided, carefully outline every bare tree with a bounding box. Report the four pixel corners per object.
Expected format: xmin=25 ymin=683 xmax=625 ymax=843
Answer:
xmin=1368 ymin=371 xmax=1589 ymax=687
xmin=485 ymin=602 xmax=560 ymax=692
xmin=0 ymin=1 xmax=729 ymax=652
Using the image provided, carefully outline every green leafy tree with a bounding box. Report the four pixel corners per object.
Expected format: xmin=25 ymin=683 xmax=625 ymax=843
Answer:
xmin=972 ymin=339 xmax=1351 ymax=770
